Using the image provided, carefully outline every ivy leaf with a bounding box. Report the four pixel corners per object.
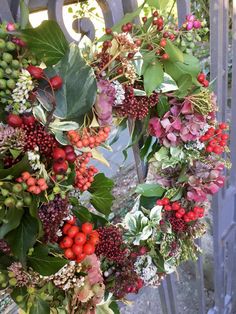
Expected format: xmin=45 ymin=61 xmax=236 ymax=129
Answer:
xmin=22 ymin=21 xmax=69 ymax=66
xmin=29 ymin=297 xmax=50 ymax=314
xmin=175 ymin=74 xmax=193 ymax=98
xmin=157 ymin=95 xmax=170 ymax=118
xmin=28 ymin=245 xmax=67 ymax=276
xmin=165 ymin=39 xmax=184 ymax=63
xmin=37 ymin=44 xmax=97 ymax=123
xmin=6 ymin=211 xmax=38 ymax=265
xmin=139 ymin=195 xmax=157 ymax=210
xmin=0 ymin=207 xmax=24 ymax=238
xmin=88 ymin=174 xmax=114 ymax=217
xmin=135 ymin=184 xmax=165 ymax=197
xmin=144 ymin=60 xmax=164 ymax=96
xmin=0 ymin=155 xmax=31 ymax=180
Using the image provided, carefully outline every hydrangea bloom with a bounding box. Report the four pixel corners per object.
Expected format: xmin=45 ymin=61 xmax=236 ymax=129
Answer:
xmin=149 ymin=99 xmax=209 ymax=147
xmin=95 ymin=79 xmax=115 ymax=125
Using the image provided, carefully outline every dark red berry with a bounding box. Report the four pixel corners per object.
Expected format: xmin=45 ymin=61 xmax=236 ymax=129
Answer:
xmin=49 ymin=75 xmax=63 ymax=90
xmin=7 ymin=114 xmax=23 ymax=128
xmin=22 ymin=114 xmax=36 ymax=126
xmin=53 ymin=161 xmax=68 ymax=174
xmin=27 ymin=65 xmax=44 ymax=79
xmin=53 ymin=147 xmax=66 ymax=163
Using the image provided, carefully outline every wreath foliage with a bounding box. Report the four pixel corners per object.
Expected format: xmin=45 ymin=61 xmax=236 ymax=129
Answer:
xmin=0 ymin=3 xmax=231 ymax=314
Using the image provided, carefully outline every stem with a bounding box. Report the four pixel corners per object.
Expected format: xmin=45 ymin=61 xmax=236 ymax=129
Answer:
xmin=97 ymin=52 xmax=121 ymax=76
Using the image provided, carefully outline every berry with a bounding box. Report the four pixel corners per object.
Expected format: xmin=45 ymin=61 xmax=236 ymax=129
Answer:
xmin=162 ymin=198 xmax=170 ymax=205
xmin=156 ymin=199 xmax=163 ymax=206
xmin=142 ymin=17 xmax=147 ymax=23
xmin=67 ymin=226 xmax=80 ymax=238
xmin=7 ymin=114 xmax=23 ymax=128
xmin=22 ymin=114 xmax=36 ymax=126
xmin=67 ymin=216 xmax=76 ymax=225
xmin=88 ymin=230 xmax=99 ymax=245
xmin=203 ymin=79 xmax=209 ymax=87
xmin=221 ymin=134 xmax=229 ymax=140
xmin=62 ymin=223 xmax=71 ymax=235
xmin=171 ymin=202 xmax=180 ymax=211
xmin=61 ymin=236 xmax=73 ymax=248
xmin=162 ymin=53 xmax=169 ymax=60
xmin=72 ymin=244 xmax=83 ymax=256
xmin=74 ymin=232 xmax=87 ymax=245
xmin=49 ymin=75 xmax=63 ymax=90
xmin=81 ymin=222 xmax=93 ymax=234
xmin=64 ymin=145 xmax=74 ymax=154
xmin=121 ymin=25 xmax=128 ymax=32
xmin=53 ymin=147 xmax=66 ymax=162
xmin=219 ymin=123 xmax=228 ymax=130
xmin=83 ymin=243 xmax=95 ymax=255
xmin=64 ymin=248 xmax=75 ymax=260
xmin=197 ymin=73 xmax=205 ymax=83
xmin=76 ymin=252 xmax=86 ymax=263
xmin=160 ymin=38 xmax=167 ymax=47
xmin=164 ymin=205 xmax=172 ymax=211
xmin=153 ymin=11 xmax=159 ymax=17
xmin=206 ymin=145 xmax=213 ymax=153
xmin=105 ymin=28 xmax=112 ymax=35
xmin=27 ymin=65 xmax=44 ymax=79
xmin=53 ymin=161 xmax=68 ymax=174
xmin=21 ymin=171 xmax=31 ymax=181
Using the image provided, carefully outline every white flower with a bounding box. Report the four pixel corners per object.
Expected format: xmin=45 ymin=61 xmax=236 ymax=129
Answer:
xmin=112 ymin=80 xmax=125 ymax=105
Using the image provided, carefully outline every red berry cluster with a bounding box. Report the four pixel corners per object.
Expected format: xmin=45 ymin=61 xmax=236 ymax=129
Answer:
xmin=116 ymin=85 xmax=159 ymax=120
xmin=95 ymin=225 xmax=127 ymax=265
xmin=156 ymin=198 xmax=205 ymax=223
xmin=16 ymin=171 xmax=48 ymax=194
xmin=197 ymin=72 xmax=209 ymax=87
xmin=121 ymin=22 xmax=133 ymax=33
xmin=74 ymin=152 xmax=98 ymax=191
xmin=21 ymin=121 xmax=57 ymax=158
xmin=52 ymin=146 xmax=77 ymax=175
xmin=67 ymin=127 xmax=110 ymax=149
xmin=200 ymin=123 xmax=229 ymax=154
xmin=60 ymin=219 xmax=99 ymax=263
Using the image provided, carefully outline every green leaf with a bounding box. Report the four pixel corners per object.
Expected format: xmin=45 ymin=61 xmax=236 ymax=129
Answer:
xmin=28 ymin=246 xmax=67 ymax=276
xmin=175 ymin=74 xmax=193 ymax=98
xmin=22 ymin=21 xmax=69 ymax=66
xmin=0 ymin=155 xmax=31 ymax=179
xmin=141 ymin=51 xmax=156 ymax=74
xmin=62 ymin=164 xmax=76 ymax=186
xmin=147 ymin=0 xmax=160 ymax=8
xmin=98 ymin=4 xmax=144 ymax=42
xmin=0 ymin=207 xmax=24 ymax=238
xmin=156 ymin=73 xmax=178 ymax=93
xmin=164 ymin=53 xmax=201 ymax=82
xmin=144 ymin=60 xmax=164 ymax=96
xmin=139 ymin=195 xmax=157 ymax=210
xmin=29 ymin=297 xmax=50 ymax=314
xmin=157 ymin=95 xmax=170 ymax=118
xmin=109 ymin=301 xmax=120 ymax=314
xmin=88 ymin=174 xmax=114 ymax=217
xmin=6 ymin=211 xmax=38 ymax=264
xmin=73 ymin=206 xmax=108 ymax=228
xmin=135 ymin=183 xmax=165 ymax=197
xmin=165 ymin=39 xmax=184 ymax=63
xmin=11 ymin=287 xmax=29 ymax=311
xmin=38 ymin=44 xmax=97 ymax=122
xmin=9 ymin=149 xmax=22 ymax=159
xmin=20 ymin=0 xmax=30 ymax=29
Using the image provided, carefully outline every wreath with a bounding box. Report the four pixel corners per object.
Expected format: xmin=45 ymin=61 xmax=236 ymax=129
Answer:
xmin=0 ymin=2 xmax=231 ymax=314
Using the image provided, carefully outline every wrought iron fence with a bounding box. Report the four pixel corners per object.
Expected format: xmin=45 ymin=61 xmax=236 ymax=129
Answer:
xmin=0 ymin=0 xmax=235 ymax=313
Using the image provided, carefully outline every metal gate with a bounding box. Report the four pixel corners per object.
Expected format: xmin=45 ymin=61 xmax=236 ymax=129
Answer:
xmin=0 ymin=1 xmax=236 ymax=313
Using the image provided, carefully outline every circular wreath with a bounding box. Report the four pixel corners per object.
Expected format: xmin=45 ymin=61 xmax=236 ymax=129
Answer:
xmin=0 ymin=4 xmax=230 ymax=314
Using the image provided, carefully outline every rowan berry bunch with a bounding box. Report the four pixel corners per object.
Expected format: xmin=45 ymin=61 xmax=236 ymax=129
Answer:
xmin=156 ymin=197 xmax=205 ymax=223
xmin=59 ymin=218 xmax=99 ymax=263
xmin=67 ymin=126 xmax=110 ymax=149
xmin=74 ymin=152 xmax=98 ymax=191
xmin=200 ymin=123 xmax=229 ymax=154
xmin=16 ymin=171 xmax=48 ymax=195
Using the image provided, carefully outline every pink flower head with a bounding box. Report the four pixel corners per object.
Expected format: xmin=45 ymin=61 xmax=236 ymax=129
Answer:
xmin=95 ymin=80 xmax=115 ymax=126
xmin=148 ymin=117 xmax=163 ymax=137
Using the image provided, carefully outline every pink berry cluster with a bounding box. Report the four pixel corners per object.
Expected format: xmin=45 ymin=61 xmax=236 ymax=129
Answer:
xmin=183 ymin=14 xmax=202 ymax=31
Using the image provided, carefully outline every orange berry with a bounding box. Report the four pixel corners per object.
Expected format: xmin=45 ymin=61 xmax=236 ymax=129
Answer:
xmin=34 ymin=187 xmax=41 ymax=194
xmin=27 ymin=177 xmax=36 ymax=186
xmin=103 ymin=127 xmax=110 ymax=133
xmin=37 ymin=178 xmax=46 ymax=186
xmin=27 ymin=185 xmax=37 ymax=193
xmin=76 ymin=141 xmax=83 ymax=148
xmin=22 ymin=171 xmax=31 ymax=181
xmin=82 ymin=139 xmax=89 ymax=146
xmin=40 ymin=184 xmax=48 ymax=191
